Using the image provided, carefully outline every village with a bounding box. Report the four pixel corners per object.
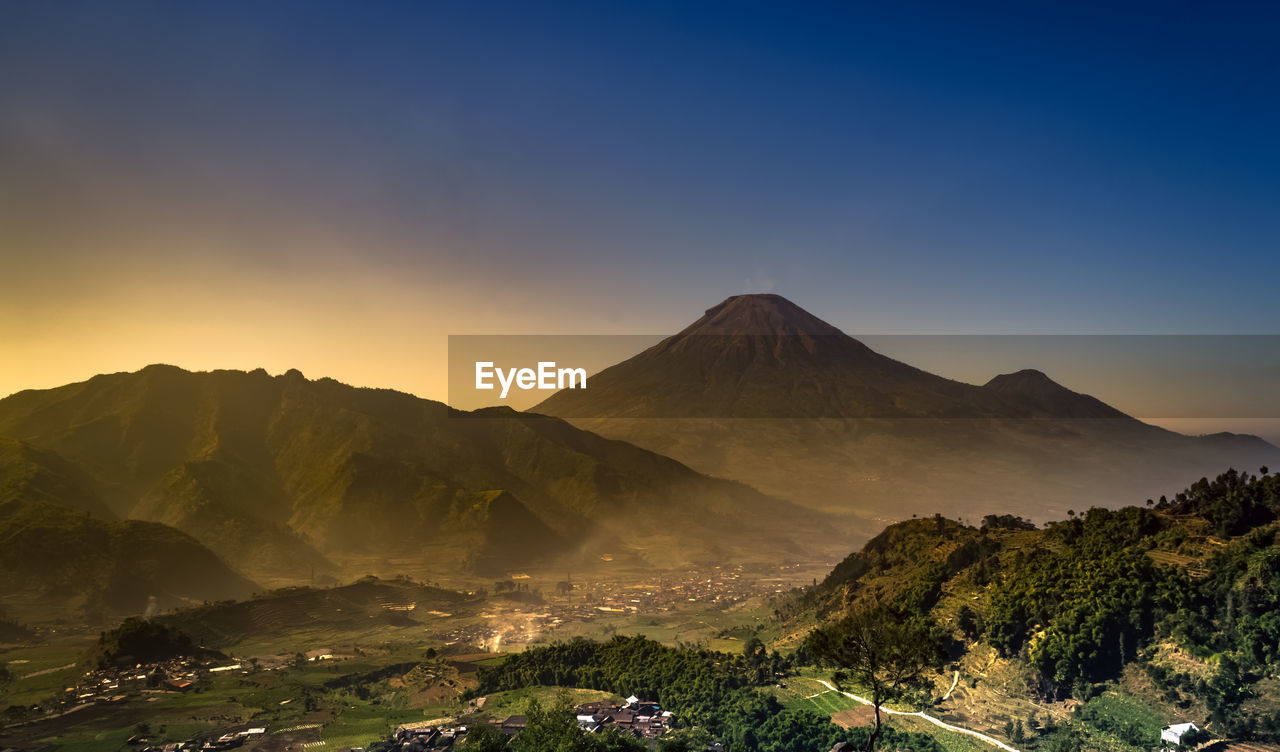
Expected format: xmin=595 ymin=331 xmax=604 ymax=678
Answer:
xmin=0 ymin=561 xmax=814 ymax=752
xmin=374 ymin=695 xmax=673 ymax=752
xmin=0 ymin=651 xmax=352 ymax=752
xmin=7 ymin=657 xmax=271 ymax=751
xmin=562 ymin=563 xmax=801 ymax=612
xmin=44 ymin=656 xmax=226 ymax=714
xmin=434 ymin=563 xmax=810 ymax=651
xmin=33 ymin=652 xmax=678 ymax=752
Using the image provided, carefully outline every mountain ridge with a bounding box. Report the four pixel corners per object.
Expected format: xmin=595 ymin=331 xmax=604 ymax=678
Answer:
xmin=532 ymin=295 xmax=1278 ymax=525
xmin=0 ymin=364 xmax=847 ymax=585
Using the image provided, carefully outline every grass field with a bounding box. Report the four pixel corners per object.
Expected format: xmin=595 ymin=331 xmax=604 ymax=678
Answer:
xmin=801 ymin=690 xmax=862 ymax=715
xmin=477 ymin=686 xmax=619 ymax=719
xmin=0 ymin=635 xmax=97 ymax=708
xmin=318 ymin=704 xmax=427 ymax=750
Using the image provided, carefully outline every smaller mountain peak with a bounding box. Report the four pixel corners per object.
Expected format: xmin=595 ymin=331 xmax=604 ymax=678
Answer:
xmin=134 ymin=363 xmax=190 ymax=385
xmin=985 ymin=369 xmax=1056 ymax=389
xmin=984 ymin=369 xmax=1130 ymax=419
xmin=683 ymin=294 xmax=844 ymax=336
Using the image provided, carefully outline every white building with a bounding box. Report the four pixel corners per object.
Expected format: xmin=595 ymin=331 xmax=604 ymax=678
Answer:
xmin=1161 ymin=722 xmax=1199 ymax=748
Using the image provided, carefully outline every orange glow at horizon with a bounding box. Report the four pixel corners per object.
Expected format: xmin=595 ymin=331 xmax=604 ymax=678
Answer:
xmin=0 ymin=253 xmax=628 ymax=404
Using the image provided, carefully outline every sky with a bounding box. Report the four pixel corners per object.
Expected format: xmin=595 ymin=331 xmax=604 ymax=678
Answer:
xmin=2 ymin=1 xmax=1278 ymax=434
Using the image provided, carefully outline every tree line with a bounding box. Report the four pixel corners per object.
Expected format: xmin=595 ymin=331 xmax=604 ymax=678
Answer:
xmin=470 ymin=634 xmax=941 ymax=752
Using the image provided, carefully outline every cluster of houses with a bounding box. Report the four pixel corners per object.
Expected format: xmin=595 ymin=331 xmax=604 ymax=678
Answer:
xmin=374 ymin=695 xmax=672 ymax=751
xmin=59 ymin=656 xmax=216 ymax=710
xmin=122 ymin=727 xmax=267 ymax=752
xmin=490 ymin=695 xmax=673 ymax=741
xmin=573 ymin=695 xmax=673 ymax=739
xmin=379 ymin=725 xmax=470 ymax=751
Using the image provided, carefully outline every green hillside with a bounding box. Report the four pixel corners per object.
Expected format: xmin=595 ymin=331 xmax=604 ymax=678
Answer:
xmin=0 ymin=437 xmax=114 ymax=519
xmin=0 ymin=497 xmax=257 ymax=624
xmin=777 ymin=468 xmax=1280 ymax=747
xmin=158 ymin=576 xmax=476 ymax=648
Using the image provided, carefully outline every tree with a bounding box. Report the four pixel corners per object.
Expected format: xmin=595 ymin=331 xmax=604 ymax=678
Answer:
xmin=956 ymin=605 xmax=980 ymax=641
xmin=472 ymin=634 xmax=944 ymax=752
xmin=805 ymin=603 xmax=944 ymax=751
xmin=87 ymin=618 xmax=207 ymax=669
xmin=459 ymin=722 xmax=509 ymax=752
xmin=512 ymin=697 xmax=645 ymax=752
xmin=1046 ymin=727 xmax=1082 ymax=752
xmin=658 ymin=727 xmax=712 ymax=752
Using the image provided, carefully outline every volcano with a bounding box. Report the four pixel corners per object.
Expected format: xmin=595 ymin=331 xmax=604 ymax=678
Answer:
xmin=541 ymin=294 xmax=1028 ymax=419
xmin=534 ymin=295 xmax=1278 ymax=527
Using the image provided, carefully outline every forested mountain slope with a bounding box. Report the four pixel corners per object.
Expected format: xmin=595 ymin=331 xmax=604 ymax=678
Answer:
xmin=778 ymin=467 xmax=1280 ymax=744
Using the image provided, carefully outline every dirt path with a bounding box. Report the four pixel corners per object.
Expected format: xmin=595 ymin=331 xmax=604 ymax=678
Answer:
xmin=19 ymin=662 xmax=75 ymax=680
xmin=817 ymin=679 xmax=1022 ymax=752
xmin=1 ymin=702 xmax=92 ymax=730
xmin=942 ymin=670 xmax=960 ymax=700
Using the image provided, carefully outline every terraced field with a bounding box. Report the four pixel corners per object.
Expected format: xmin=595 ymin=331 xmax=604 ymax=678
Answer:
xmin=798 ymin=689 xmax=862 ymax=716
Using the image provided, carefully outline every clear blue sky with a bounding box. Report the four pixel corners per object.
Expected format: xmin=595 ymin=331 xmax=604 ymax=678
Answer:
xmin=2 ymin=1 xmax=1278 ymax=403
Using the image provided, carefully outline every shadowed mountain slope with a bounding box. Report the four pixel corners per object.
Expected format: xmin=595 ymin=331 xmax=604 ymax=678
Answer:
xmin=0 ymin=365 xmax=844 ymax=584
xmin=0 ymin=437 xmax=115 ymax=519
xmin=0 ymin=497 xmax=257 ymax=624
